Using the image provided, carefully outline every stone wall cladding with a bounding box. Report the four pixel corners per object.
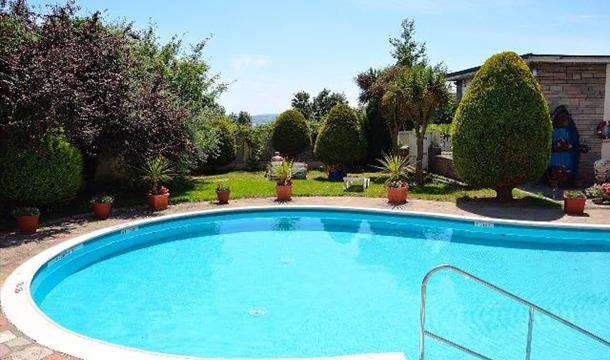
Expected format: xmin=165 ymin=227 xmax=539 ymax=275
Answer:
xmin=534 ymin=62 xmax=606 ymax=182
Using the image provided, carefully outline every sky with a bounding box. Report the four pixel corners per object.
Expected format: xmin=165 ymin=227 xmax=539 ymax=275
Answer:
xmin=27 ymin=0 xmax=610 ymax=115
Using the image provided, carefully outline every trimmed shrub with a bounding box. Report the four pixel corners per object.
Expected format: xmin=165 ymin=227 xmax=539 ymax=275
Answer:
xmin=314 ymin=104 xmax=367 ymax=166
xmin=0 ymin=130 xmax=83 ymax=207
xmin=271 ymin=109 xmax=311 ymax=158
xmin=451 ymin=51 xmax=552 ymax=200
xmin=207 ymin=119 xmax=237 ymax=167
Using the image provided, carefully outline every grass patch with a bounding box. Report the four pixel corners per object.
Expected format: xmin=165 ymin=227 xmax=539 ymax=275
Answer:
xmin=0 ymin=170 xmax=560 ymax=232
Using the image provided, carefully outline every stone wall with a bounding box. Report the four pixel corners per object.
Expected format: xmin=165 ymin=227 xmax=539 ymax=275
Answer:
xmin=430 ymin=152 xmax=460 ymax=180
xmin=534 ymin=62 xmax=607 ymax=182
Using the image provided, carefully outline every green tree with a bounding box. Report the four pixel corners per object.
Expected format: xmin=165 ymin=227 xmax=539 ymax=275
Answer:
xmin=271 ymin=109 xmax=311 ymax=158
xmin=389 ymin=18 xmax=427 ymax=67
xmin=312 ymin=89 xmax=348 ymax=120
xmin=371 ymin=65 xmax=410 ymax=153
xmin=291 ymin=91 xmax=313 ymax=119
xmin=314 ymin=104 xmax=367 ymax=167
xmin=383 ymin=65 xmax=450 ymax=185
xmin=207 ymin=117 xmax=237 ymax=167
xmin=236 ymin=111 xmax=252 ymax=126
xmin=452 ymin=51 xmax=552 ymax=201
xmin=0 ymin=130 xmax=82 ymax=207
xmin=130 ymin=26 xmax=228 ymax=168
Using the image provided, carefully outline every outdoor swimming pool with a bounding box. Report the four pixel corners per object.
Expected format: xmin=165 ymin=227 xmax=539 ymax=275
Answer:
xmin=25 ymin=208 xmax=610 ymax=359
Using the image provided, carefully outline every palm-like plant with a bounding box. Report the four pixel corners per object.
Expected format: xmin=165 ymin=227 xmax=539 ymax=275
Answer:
xmin=139 ymin=156 xmax=175 ymax=194
xmin=382 ymin=64 xmax=450 ymax=185
xmin=273 ymin=160 xmax=293 ymax=186
xmin=375 ymin=153 xmax=410 ymax=187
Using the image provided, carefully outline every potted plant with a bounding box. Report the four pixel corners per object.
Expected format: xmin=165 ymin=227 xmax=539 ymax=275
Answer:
xmin=139 ymin=156 xmax=174 ymax=211
xmin=585 ymin=183 xmax=610 ymax=205
xmin=13 ymin=207 xmax=40 ymax=234
xmin=216 ymin=183 xmax=230 ymax=204
xmin=375 ymin=153 xmax=410 ymax=204
xmin=90 ymin=194 xmax=114 ymax=220
xmin=563 ymin=190 xmax=586 ymax=215
xmin=273 ymin=160 xmax=293 ymax=201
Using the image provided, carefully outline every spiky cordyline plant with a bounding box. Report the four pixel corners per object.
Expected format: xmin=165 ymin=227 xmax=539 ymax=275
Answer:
xmin=139 ymin=156 xmax=175 ymax=195
xmin=374 ymin=153 xmax=410 ymax=187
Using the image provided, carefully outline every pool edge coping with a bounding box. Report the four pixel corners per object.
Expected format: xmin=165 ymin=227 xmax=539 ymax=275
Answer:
xmin=2 ymin=205 xmax=609 ymax=360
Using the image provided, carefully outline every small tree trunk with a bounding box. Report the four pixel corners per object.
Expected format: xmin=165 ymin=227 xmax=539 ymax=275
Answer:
xmin=415 ymin=131 xmax=424 ymax=186
xmin=495 ymin=186 xmax=514 ymax=202
xmin=390 ymin=125 xmax=399 ymax=154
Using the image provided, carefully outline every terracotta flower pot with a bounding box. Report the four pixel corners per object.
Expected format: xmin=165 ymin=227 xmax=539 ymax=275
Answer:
xmin=387 ymin=185 xmax=408 ymax=204
xmin=216 ymin=190 xmax=230 ymax=204
xmin=148 ymin=193 xmax=169 ymax=211
xmin=91 ymin=202 xmax=112 ymax=220
xmin=276 ymin=184 xmax=292 ymax=201
xmin=15 ymin=214 xmax=40 ymax=234
xmin=564 ymin=196 xmax=586 ymax=215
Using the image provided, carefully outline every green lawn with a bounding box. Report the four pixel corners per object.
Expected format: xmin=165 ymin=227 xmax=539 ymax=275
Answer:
xmin=0 ymin=170 xmax=560 ymax=232
xmin=171 ymin=170 xmax=551 ymax=203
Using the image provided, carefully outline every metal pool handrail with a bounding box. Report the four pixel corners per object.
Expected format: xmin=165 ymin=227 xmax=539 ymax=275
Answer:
xmin=419 ymin=264 xmax=610 ymax=360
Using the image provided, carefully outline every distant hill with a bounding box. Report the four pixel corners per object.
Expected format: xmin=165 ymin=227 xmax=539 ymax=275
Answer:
xmin=252 ymin=113 xmax=277 ymax=125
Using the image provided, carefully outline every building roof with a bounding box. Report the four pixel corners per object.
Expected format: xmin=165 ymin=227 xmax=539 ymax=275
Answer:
xmin=446 ymin=53 xmax=610 ymax=81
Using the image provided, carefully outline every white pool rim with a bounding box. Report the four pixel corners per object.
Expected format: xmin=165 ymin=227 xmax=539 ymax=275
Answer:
xmin=2 ymin=205 xmax=609 ymax=360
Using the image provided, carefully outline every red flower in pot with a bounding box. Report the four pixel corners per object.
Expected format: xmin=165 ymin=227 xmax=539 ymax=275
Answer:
xmin=139 ymin=156 xmax=174 ymax=211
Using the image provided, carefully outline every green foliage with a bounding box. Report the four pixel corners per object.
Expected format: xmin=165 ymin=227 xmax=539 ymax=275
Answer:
xmin=138 ymin=156 xmax=175 ymax=194
xmin=290 ymin=89 xmax=347 ymax=121
xmin=207 ymin=118 xmax=237 ymax=166
xmin=236 ymin=123 xmax=272 ymax=168
xmin=314 ymin=104 xmax=367 ymax=166
xmin=362 ymin=106 xmax=392 ymax=162
xmin=427 ymin=123 xmax=452 ymax=134
xmin=90 ymin=195 xmax=114 ymax=204
xmin=374 ymin=153 xmax=410 ymax=185
xmin=129 ymin=25 xmax=227 ymax=170
xmin=389 ymin=18 xmax=427 ymax=67
xmin=272 ymin=160 xmax=293 ymax=185
xmin=271 ymin=109 xmax=311 ymax=158
xmin=312 ymin=89 xmax=348 ymax=120
xmin=215 ymin=182 xmax=230 ymax=192
xmin=563 ymin=190 xmax=585 ymax=198
xmin=0 ymin=130 xmax=82 ymax=207
xmin=291 ymin=91 xmax=313 ymax=119
xmin=13 ymin=206 xmax=40 ymax=217
xmin=383 ymin=65 xmax=450 ymax=185
xmin=451 ymin=51 xmax=552 ymax=199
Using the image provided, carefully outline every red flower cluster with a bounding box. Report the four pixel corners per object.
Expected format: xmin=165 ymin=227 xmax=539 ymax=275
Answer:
xmin=158 ymin=186 xmax=170 ymax=195
xmin=602 ymin=183 xmax=610 ymax=196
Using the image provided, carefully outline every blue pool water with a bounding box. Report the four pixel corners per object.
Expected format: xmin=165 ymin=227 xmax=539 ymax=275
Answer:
xmin=32 ymin=209 xmax=610 ymax=359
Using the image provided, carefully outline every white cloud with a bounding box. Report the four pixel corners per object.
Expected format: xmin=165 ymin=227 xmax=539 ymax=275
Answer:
xmin=232 ymin=55 xmax=271 ymax=71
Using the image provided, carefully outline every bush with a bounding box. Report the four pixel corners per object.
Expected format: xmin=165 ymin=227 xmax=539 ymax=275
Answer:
xmin=314 ymin=104 xmax=367 ymax=166
xmin=271 ymin=109 xmax=310 ymax=158
xmin=207 ymin=119 xmax=237 ymax=167
xmin=451 ymin=51 xmax=552 ymax=200
xmin=0 ymin=130 xmax=83 ymax=207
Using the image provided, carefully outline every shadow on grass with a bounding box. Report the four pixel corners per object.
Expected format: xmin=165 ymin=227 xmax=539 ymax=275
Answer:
xmin=456 ymin=196 xmax=565 ymax=222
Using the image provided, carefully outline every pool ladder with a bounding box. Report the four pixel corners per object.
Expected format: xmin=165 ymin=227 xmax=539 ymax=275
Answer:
xmin=419 ymin=264 xmax=610 ymax=360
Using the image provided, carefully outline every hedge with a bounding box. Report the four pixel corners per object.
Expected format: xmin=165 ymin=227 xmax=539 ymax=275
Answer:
xmin=451 ymin=51 xmax=552 ymax=200
xmin=271 ymin=109 xmax=311 ymax=158
xmin=314 ymin=104 xmax=367 ymax=166
xmin=0 ymin=130 xmax=83 ymax=207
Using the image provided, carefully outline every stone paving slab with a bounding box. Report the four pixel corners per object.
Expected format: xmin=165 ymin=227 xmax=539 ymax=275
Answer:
xmin=1 ymin=196 xmax=608 ymax=359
